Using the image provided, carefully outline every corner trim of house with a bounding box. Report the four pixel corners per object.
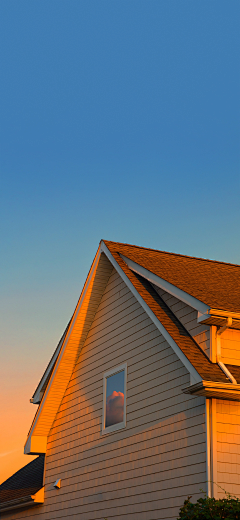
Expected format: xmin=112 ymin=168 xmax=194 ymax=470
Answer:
xmin=211 ymin=398 xmax=218 ymax=498
xmin=205 ymin=398 xmax=211 ymax=498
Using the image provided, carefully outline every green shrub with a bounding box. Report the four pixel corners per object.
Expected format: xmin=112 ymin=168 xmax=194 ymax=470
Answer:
xmin=178 ymin=494 xmax=240 ymax=519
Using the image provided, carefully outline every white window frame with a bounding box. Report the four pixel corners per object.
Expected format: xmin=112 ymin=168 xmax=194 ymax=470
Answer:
xmin=102 ymin=363 xmax=127 ymax=435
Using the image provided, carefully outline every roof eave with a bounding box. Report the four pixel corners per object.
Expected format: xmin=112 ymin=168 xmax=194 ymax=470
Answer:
xmin=198 ymin=309 xmax=240 ymax=329
xmin=183 ymin=380 xmax=240 ymax=401
xmin=0 ymin=487 xmax=44 ymax=513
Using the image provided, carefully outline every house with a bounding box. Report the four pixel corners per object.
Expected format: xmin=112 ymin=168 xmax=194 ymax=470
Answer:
xmin=1 ymin=239 xmax=240 ymax=520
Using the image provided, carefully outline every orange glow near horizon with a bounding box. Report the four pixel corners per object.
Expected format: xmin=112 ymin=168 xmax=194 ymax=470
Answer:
xmin=0 ymin=366 xmax=38 ymax=484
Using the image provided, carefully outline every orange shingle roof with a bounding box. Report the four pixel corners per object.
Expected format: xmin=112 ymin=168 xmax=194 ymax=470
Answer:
xmin=104 ymin=241 xmax=240 ymax=313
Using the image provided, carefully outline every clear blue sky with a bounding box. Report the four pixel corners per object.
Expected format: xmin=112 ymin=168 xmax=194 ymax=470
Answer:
xmin=0 ymin=0 xmax=239 ymax=480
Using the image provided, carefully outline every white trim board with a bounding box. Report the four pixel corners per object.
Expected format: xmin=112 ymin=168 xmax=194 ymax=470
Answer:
xmin=120 ymin=254 xmax=209 ymax=315
xmin=31 ymin=327 xmax=69 ymax=404
xmin=101 ymin=242 xmax=201 ymax=384
xmin=205 ymin=398 xmax=211 ymax=498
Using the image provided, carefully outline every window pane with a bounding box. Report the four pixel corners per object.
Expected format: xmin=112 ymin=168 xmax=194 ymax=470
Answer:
xmin=105 ymin=371 xmax=124 ymax=428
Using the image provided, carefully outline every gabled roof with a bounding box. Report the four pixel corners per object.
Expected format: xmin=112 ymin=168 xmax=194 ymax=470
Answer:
xmin=24 ymin=240 xmax=240 ymax=455
xmin=0 ymin=456 xmax=44 ymax=511
xmin=103 ymin=241 xmax=240 ymax=313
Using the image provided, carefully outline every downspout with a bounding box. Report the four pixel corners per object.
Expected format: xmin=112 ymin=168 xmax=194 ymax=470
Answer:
xmin=216 ymin=317 xmax=237 ymax=384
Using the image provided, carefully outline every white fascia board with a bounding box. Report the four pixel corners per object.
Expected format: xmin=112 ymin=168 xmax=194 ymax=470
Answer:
xmin=32 ymin=332 xmax=67 ymax=404
xmin=101 ymin=242 xmax=201 ymax=383
xmin=25 ymin=246 xmax=102 ymax=451
xmin=120 ymin=254 xmax=209 ymax=315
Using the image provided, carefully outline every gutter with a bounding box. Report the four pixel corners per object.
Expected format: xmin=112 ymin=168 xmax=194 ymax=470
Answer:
xmin=183 ymin=380 xmax=240 ymax=401
xmin=198 ymin=308 xmax=240 ymax=326
xmin=0 ymin=487 xmax=44 ymax=513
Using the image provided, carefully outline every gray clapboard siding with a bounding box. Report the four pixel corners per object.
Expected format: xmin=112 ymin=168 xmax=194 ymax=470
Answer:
xmin=46 ymin=394 xmax=204 ymax=453
xmin=152 ymin=284 xmax=211 ymax=357
xmin=3 ymin=268 xmax=206 ymax=520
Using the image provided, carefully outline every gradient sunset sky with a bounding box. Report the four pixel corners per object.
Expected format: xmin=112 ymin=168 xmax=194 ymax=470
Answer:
xmin=0 ymin=0 xmax=240 ymax=483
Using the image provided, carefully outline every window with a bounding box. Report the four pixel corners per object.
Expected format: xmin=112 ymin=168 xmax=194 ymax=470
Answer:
xmin=102 ymin=364 xmax=127 ymax=434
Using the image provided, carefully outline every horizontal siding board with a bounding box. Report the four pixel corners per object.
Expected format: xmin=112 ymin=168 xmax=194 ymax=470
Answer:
xmin=47 ymin=404 xmax=205 ymax=467
xmin=43 ymin=464 xmax=206 ymax=511
xmin=47 ymin=430 xmax=206 ymax=476
xmin=47 ymin=402 xmax=205 ymax=454
xmin=48 ymin=376 xmax=199 ymax=438
xmin=57 ymin=346 xmax=181 ymax=408
xmin=39 ymin=478 xmax=207 ymax=519
xmin=55 ymin=362 xmax=186 ymax=420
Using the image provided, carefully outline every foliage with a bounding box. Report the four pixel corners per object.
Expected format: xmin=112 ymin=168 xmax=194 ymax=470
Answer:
xmin=178 ymin=493 xmax=240 ymax=520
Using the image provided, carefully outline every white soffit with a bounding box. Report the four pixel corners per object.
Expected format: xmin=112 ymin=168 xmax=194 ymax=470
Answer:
xmin=32 ymin=328 xmax=68 ymax=404
xmin=120 ymin=254 xmax=209 ymax=315
xmin=101 ymin=242 xmax=201 ymax=384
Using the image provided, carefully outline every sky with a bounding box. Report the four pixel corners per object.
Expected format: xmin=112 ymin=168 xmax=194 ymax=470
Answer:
xmin=0 ymin=0 xmax=239 ymax=483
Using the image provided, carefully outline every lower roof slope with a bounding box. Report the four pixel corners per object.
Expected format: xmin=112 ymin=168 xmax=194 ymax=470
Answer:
xmin=0 ymin=456 xmax=44 ymax=504
xmin=104 ymin=241 xmax=240 ymax=314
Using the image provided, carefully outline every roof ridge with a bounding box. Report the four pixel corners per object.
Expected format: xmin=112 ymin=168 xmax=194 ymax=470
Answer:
xmin=103 ymin=240 xmax=240 ymax=269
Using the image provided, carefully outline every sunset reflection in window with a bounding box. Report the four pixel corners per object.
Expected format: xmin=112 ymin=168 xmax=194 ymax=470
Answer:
xmin=105 ymin=371 xmax=125 ymax=428
xmin=102 ymin=364 xmax=127 ymax=434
